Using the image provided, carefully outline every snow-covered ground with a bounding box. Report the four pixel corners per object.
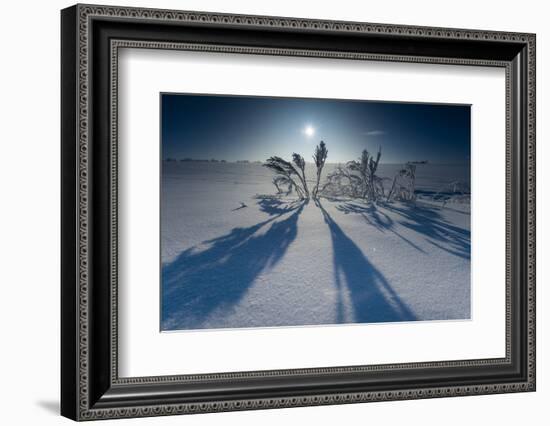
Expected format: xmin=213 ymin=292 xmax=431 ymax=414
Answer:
xmin=161 ymin=162 xmax=470 ymax=331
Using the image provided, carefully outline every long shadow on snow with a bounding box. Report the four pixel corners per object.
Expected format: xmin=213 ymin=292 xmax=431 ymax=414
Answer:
xmin=317 ymin=200 xmax=417 ymax=324
xmin=383 ymin=202 xmax=470 ymax=260
xmin=336 ymin=201 xmax=469 ymax=260
xmin=161 ymin=199 xmax=306 ymax=330
xmin=254 ymin=195 xmax=304 ymax=216
xmin=336 ymin=202 xmax=426 ymax=253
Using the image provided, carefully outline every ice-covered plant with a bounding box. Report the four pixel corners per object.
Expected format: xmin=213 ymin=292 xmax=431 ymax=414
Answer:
xmin=387 ymin=163 xmax=416 ymax=202
xmin=263 ymin=156 xmax=307 ymax=199
xmin=312 ymin=141 xmax=328 ymax=198
xmin=346 ymin=147 xmax=383 ymax=202
xmin=292 ymin=153 xmax=309 ymax=198
xmin=264 ymin=142 xmax=328 ymax=200
xmin=432 ymin=180 xmax=470 ymax=207
xmin=272 ymin=176 xmax=292 ymax=195
xmin=320 ymin=165 xmax=362 ymax=198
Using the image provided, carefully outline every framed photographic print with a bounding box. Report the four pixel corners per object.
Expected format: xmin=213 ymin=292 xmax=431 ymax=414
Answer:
xmin=61 ymin=4 xmax=536 ymax=421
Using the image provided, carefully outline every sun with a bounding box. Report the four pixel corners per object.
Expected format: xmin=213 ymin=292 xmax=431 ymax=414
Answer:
xmin=304 ymin=125 xmax=315 ymax=138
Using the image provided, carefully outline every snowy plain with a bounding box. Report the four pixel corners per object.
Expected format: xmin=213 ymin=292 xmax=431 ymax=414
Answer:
xmin=161 ymin=162 xmax=471 ymax=331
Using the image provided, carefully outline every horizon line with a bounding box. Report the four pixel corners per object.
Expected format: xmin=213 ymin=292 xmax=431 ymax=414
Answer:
xmin=162 ymin=158 xmax=469 ymax=164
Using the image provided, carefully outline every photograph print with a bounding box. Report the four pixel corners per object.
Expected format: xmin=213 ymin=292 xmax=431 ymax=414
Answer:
xmin=161 ymin=94 xmax=471 ymax=332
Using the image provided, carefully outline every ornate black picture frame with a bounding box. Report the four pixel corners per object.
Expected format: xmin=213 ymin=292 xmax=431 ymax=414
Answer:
xmin=61 ymin=4 xmax=536 ymax=421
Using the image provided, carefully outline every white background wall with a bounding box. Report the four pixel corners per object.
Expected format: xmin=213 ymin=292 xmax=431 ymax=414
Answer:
xmin=0 ymin=0 xmax=546 ymax=424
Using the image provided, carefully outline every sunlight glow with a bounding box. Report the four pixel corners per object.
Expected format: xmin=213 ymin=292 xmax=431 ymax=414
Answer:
xmin=304 ymin=125 xmax=315 ymax=138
